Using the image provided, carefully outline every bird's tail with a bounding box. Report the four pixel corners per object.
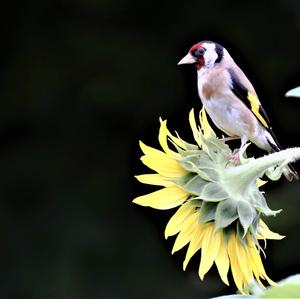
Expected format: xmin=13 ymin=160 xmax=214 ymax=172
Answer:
xmin=282 ymin=164 xmax=299 ymax=182
xmin=266 ymin=131 xmax=299 ymax=182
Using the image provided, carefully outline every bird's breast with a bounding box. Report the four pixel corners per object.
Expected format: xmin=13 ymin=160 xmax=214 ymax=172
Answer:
xmin=196 ymin=68 xmax=258 ymax=138
xmin=197 ymin=68 xmax=231 ymax=101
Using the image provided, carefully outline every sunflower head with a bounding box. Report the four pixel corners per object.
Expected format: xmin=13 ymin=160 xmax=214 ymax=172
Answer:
xmin=133 ymin=108 xmax=297 ymax=294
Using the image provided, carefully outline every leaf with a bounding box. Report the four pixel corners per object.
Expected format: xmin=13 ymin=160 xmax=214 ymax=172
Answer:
xmin=199 ymin=202 xmax=217 ymax=222
xmin=285 ymin=86 xmax=300 ymax=98
xmin=261 ymin=274 xmax=300 ymax=298
xmin=211 ymin=295 xmax=256 ymax=299
xmin=214 ymin=199 xmax=238 ymax=231
xmin=200 ymin=182 xmax=229 ymax=202
xmin=237 ymin=200 xmax=257 ymax=237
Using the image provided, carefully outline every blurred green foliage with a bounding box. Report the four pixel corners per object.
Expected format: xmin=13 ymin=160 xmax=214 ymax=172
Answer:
xmin=1 ymin=0 xmax=300 ymax=298
xmin=286 ymin=86 xmax=300 ymax=97
xmin=212 ymin=274 xmax=300 ymax=298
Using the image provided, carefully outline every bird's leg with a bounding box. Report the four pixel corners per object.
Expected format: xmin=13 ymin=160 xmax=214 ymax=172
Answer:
xmin=221 ymin=135 xmax=240 ymax=143
xmin=229 ymin=136 xmax=248 ymax=165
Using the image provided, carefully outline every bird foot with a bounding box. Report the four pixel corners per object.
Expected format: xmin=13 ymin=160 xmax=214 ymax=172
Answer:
xmin=221 ymin=136 xmax=240 ymax=143
xmin=228 ymin=152 xmax=241 ymax=165
xmin=228 ymin=142 xmax=251 ymax=166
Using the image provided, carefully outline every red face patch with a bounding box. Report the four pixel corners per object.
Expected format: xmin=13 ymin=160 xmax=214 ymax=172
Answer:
xmin=189 ymin=43 xmax=202 ymax=53
xmin=189 ymin=43 xmax=205 ymax=70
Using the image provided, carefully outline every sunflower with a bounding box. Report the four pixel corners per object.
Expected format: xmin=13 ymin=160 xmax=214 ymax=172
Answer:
xmin=133 ymin=108 xmax=285 ymax=294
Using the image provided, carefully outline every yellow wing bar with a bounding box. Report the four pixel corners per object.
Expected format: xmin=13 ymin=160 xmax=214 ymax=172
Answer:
xmin=247 ymin=92 xmax=269 ymax=128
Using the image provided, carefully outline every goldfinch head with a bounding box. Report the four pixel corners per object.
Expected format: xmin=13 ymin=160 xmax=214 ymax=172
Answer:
xmin=178 ymin=41 xmax=225 ymax=69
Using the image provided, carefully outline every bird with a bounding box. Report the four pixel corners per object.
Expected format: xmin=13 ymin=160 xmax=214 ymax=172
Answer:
xmin=178 ymin=40 xmax=298 ymax=181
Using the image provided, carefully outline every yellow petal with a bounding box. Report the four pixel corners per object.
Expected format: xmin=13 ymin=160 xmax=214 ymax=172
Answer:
xmin=263 ymin=273 xmax=277 ymax=286
xmin=246 ymin=236 xmax=265 ymax=288
xmin=258 ymin=220 xmax=285 ymax=240
xmin=248 ymin=238 xmax=277 ymax=286
xmin=246 ymin=236 xmax=276 ymax=286
xmin=198 ymin=223 xmax=221 ymax=280
xmin=235 ymin=240 xmax=253 ymax=285
xmin=199 ymin=107 xmax=215 ymax=138
xmin=183 ymin=223 xmax=205 ymax=270
xmin=165 ymin=202 xmax=195 ymax=239
xmin=140 ymin=141 xmax=186 ymax=178
xmin=256 ymin=178 xmax=267 ymax=187
xmin=158 ymin=120 xmax=180 ymax=158
xmin=215 ymin=235 xmax=230 ymax=286
xmin=228 ymin=234 xmax=244 ymax=292
xmin=172 ymin=212 xmax=198 ymax=254
xmin=135 ymin=174 xmax=175 ymax=187
xmin=189 ymin=109 xmax=202 ymax=147
xmin=163 ymin=123 xmax=187 ymax=150
xmin=132 ymin=186 xmax=189 ymax=210
xmin=158 ymin=120 xmax=186 ymax=157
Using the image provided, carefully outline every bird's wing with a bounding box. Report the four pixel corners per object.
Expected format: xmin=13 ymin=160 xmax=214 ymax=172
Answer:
xmin=227 ymin=67 xmax=271 ymax=129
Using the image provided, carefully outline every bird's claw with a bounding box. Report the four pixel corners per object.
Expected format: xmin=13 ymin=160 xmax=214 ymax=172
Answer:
xmin=221 ymin=136 xmax=240 ymax=143
xmin=229 ymin=152 xmax=241 ymax=165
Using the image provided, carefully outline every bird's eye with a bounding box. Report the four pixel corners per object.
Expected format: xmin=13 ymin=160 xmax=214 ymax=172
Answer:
xmin=193 ymin=48 xmax=206 ymax=58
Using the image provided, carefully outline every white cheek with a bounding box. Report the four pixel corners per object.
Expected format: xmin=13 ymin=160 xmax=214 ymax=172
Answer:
xmin=204 ymin=51 xmax=218 ymax=68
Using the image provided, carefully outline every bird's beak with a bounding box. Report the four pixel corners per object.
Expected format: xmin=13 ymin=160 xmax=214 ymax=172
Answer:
xmin=178 ymin=53 xmax=196 ymax=65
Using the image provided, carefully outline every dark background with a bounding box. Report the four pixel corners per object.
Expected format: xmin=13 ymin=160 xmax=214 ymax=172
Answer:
xmin=1 ymin=0 xmax=300 ymax=298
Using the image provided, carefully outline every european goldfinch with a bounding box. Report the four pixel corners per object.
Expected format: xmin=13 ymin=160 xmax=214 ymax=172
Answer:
xmin=178 ymin=40 xmax=298 ymax=181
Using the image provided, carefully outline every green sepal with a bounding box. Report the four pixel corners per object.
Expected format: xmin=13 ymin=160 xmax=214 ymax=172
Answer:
xmin=199 ymin=202 xmax=217 ymax=223
xmin=236 ymin=221 xmax=247 ymax=245
xmin=178 ymin=151 xmax=219 ymax=181
xmin=199 ymin=134 xmax=231 ymax=163
xmin=179 ymin=174 xmax=207 ymax=195
xmin=214 ymin=198 xmax=238 ymax=231
xmin=172 ymin=172 xmax=195 ymax=186
xmin=176 ymin=149 xmax=201 ymax=158
xmin=254 ymin=192 xmax=282 ymax=216
xmin=237 ymin=200 xmax=257 ymax=237
xmin=174 ymin=132 xmax=199 ymax=150
xmin=199 ymin=182 xmax=229 ymax=202
xmin=248 ymin=213 xmax=260 ymax=238
xmin=189 ymin=197 xmax=203 ymax=208
xmin=265 ymin=161 xmax=289 ymax=181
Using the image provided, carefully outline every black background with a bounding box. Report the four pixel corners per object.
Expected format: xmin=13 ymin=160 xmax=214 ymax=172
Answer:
xmin=1 ymin=0 xmax=300 ymax=298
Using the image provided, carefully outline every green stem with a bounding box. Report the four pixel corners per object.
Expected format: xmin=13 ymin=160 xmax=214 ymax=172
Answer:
xmin=224 ymin=148 xmax=300 ymax=194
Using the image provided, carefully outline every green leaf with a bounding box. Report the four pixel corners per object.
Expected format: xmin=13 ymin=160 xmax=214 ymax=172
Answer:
xmin=211 ymin=295 xmax=255 ymax=299
xmin=237 ymin=200 xmax=256 ymax=236
xmin=199 ymin=182 xmax=229 ymax=202
xmin=261 ymin=275 xmax=300 ymax=298
xmin=285 ymin=86 xmax=300 ymax=98
xmin=199 ymin=201 xmax=217 ymax=222
xmin=214 ymin=198 xmax=238 ymax=231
